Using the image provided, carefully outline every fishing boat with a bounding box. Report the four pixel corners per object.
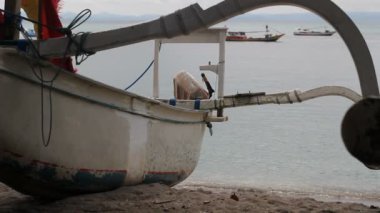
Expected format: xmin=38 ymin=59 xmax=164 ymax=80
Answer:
xmin=226 ymin=31 xmax=284 ymax=42
xmin=25 ymin=28 xmax=36 ymax=37
xmin=226 ymin=25 xmax=285 ymax=42
xmin=0 ymin=0 xmax=379 ymax=199
xmin=294 ymin=27 xmax=336 ymax=36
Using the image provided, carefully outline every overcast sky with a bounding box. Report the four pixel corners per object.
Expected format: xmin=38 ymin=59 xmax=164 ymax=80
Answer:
xmin=2 ymin=0 xmax=380 ymax=16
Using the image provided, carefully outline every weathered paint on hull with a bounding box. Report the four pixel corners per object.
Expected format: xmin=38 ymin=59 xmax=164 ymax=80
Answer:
xmin=0 ymin=150 xmax=127 ymax=198
xmin=0 ymin=149 xmax=193 ymax=198
xmin=0 ymin=49 xmax=207 ymax=198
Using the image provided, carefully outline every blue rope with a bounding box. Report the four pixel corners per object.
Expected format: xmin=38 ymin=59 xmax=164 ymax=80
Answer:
xmin=124 ymin=60 xmax=154 ymax=90
xmin=124 ymin=42 xmax=161 ymax=90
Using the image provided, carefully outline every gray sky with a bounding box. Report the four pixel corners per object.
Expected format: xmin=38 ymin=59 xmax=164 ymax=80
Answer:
xmin=1 ymin=0 xmax=379 ymax=15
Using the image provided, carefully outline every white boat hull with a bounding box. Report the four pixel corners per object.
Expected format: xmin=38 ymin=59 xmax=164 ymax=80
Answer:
xmin=293 ymin=31 xmax=335 ymax=36
xmin=0 ymin=49 xmax=207 ymax=197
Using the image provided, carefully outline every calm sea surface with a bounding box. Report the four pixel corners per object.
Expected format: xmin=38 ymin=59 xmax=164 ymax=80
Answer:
xmin=74 ymin=14 xmax=380 ymax=201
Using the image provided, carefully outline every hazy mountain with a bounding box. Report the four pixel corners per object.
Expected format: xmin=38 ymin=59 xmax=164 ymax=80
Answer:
xmin=214 ymin=12 xmax=380 ymax=23
xmin=61 ymin=12 xmax=158 ymax=23
xmin=60 ymin=11 xmax=380 ymax=24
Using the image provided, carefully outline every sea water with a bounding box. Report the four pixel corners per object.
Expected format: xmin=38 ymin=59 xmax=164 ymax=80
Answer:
xmin=73 ymin=14 xmax=380 ymax=202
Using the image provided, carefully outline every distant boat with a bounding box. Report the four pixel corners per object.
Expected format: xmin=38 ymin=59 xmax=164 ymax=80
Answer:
xmin=294 ymin=28 xmax=336 ymax=36
xmin=26 ymin=28 xmax=36 ymax=37
xmin=226 ymin=25 xmax=284 ymax=42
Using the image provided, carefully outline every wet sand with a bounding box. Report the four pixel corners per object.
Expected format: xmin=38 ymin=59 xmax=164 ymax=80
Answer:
xmin=0 ymin=183 xmax=379 ymax=212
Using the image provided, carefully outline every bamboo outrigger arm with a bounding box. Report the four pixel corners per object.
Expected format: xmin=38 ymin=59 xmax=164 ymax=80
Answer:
xmin=34 ymin=0 xmax=378 ymax=97
xmin=160 ymin=86 xmax=362 ymax=111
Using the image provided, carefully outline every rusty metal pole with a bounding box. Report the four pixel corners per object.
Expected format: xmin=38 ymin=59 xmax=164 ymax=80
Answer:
xmin=4 ymin=0 xmax=21 ymax=40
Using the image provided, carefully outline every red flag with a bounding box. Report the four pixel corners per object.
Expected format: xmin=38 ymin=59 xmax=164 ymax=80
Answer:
xmin=39 ymin=0 xmax=62 ymax=39
xmin=0 ymin=11 xmax=5 ymax=39
xmin=22 ymin=0 xmax=76 ymax=72
xmin=40 ymin=0 xmax=76 ymax=72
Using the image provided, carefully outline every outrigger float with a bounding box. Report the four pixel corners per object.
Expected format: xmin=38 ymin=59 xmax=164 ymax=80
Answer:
xmin=0 ymin=0 xmax=379 ymax=198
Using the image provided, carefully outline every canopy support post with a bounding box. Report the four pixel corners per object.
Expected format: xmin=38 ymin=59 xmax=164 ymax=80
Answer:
xmin=153 ymin=40 xmax=160 ymax=98
xmin=217 ymin=30 xmax=226 ymax=117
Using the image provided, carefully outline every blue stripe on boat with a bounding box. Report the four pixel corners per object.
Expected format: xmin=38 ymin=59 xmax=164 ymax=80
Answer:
xmin=169 ymin=98 xmax=176 ymax=106
xmin=194 ymin=99 xmax=201 ymax=110
xmin=0 ymin=152 xmax=126 ymax=197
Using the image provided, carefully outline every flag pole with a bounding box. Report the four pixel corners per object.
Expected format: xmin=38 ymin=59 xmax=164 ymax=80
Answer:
xmin=38 ymin=0 xmax=42 ymax=39
xmin=4 ymin=0 xmax=21 ymax=40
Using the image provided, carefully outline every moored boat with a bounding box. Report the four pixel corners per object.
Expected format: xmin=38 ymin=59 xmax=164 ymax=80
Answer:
xmin=248 ymin=33 xmax=284 ymax=42
xmin=294 ymin=28 xmax=336 ymax=36
xmin=26 ymin=28 xmax=36 ymax=37
xmin=0 ymin=0 xmax=379 ymax=199
xmin=226 ymin=31 xmax=284 ymax=42
xmin=226 ymin=31 xmax=248 ymax=41
xmin=226 ymin=25 xmax=285 ymax=42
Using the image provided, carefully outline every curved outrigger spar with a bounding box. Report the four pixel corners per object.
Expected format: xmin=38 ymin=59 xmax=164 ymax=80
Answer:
xmin=0 ymin=0 xmax=379 ymax=198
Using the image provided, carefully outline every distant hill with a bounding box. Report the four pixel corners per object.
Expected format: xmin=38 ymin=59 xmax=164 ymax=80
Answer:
xmin=218 ymin=12 xmax=380 ymax=23
xmin=61 ymin=12 xmax=158 ymax=23
xmin=60 ymin=11 xmax=380 ymax=24
xmin=348 ymin=12 xmax=380 ymax=22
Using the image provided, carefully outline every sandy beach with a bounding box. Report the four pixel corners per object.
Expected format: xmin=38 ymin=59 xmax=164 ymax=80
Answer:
xmin=0 ymin=183 xmax=379 ymax=212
